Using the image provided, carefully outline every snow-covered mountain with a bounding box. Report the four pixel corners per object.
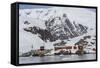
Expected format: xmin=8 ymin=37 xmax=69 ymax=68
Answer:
xmin=19 ymin=7 xmax=96 ymax=53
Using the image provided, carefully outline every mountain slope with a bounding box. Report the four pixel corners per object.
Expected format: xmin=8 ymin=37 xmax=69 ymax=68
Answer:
xmin=19 ymin=7 xmax=96 ymax=53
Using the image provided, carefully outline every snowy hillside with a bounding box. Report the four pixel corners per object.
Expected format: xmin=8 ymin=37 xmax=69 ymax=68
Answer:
xmin=19 ymin=6 xmax=96 ymax=53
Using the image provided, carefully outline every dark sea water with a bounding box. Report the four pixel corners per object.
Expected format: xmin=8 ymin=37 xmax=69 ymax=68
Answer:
xmin=19 ymin=54 xmax=96 ymax=64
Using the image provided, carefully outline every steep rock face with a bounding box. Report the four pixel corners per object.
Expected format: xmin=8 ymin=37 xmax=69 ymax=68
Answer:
xmin=45 ymin=13 xmax=87 ymax=40
xmin=24 ymin=13 xmax=88 ymax=42
xmin=24 ymin=26 xmax=55 ymax=42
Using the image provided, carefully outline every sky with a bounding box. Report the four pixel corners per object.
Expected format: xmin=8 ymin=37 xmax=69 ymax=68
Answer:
xmin=19 ymin=4 xmax=96 ymax=12
xmin=19 ymin=4 xmax=52 ymax=9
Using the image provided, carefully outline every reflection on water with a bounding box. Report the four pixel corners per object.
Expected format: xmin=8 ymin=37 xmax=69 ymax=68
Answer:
xmin=19 ymin=54 xmax=96 ymax=64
